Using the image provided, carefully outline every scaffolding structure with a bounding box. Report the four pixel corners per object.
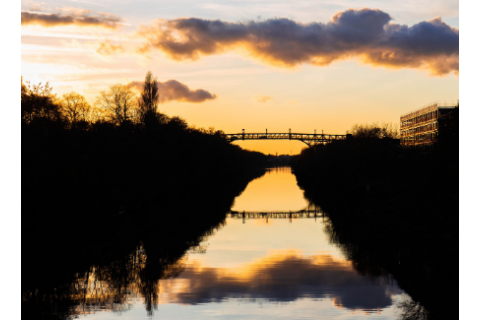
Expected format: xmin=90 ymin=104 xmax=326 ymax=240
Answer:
xmin=400 ymin=102 xmax=458 ymax=146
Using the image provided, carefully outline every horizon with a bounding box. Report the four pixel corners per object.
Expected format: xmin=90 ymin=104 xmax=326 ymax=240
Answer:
xmin=21 ymin=0 xmax=459 ymax=154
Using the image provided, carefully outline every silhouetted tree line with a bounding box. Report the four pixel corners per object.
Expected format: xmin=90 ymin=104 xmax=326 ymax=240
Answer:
xmin=349 ymin=122 xmax=400 ymax=139
xmin=22 ymin=72 xmax=268 ymax=319
xmin=291 ymin=112 xmax=458 ymax=320
xmin=22 ymin=71 xmax=267 ymax=216
xmin=265 ymin=154 xmax=293 ymax=166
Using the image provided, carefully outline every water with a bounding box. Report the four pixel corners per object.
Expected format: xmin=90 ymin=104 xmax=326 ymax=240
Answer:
xmin=77 ymin=167 xmax=408 ymax=319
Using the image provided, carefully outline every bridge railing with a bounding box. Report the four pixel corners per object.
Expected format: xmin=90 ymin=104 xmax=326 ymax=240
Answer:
xmin=228 ymin=209 xmax=324 ymax=220
xmin=224 ymin=132 xmax=347 ymax=146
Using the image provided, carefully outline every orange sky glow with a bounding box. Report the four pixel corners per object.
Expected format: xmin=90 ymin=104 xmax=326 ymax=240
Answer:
xmin=21 ymin=0 xmax=459 ymax=154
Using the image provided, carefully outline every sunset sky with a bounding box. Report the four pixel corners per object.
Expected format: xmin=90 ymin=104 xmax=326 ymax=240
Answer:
xmin=21 ymin=0 xmax=459 ymax=154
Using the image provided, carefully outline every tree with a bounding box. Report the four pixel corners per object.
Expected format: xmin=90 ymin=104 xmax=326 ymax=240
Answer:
xmin=350 ymin=122 xmax=399 ymax=139
xmin=437 ymin=104 xmax=459 ymax=149
xmin=21 ymin=76 xmax=26 ymax=95
xmin=137 ymin=71 xmax=161 ymax=128
xmin=61 ymin=92 xmax=90 ymax=128
xmin=21 ymin=77 xmax=28 ymax=110
xmin=21 ymin=77 xmax=61 ymax=124
xmin=166 ymin=116 xmax=188 ymax=131
xmin=96 ymin=84 xmax=136 ymax=125
xmin=90 ymin=105 xmax=111 ymax=123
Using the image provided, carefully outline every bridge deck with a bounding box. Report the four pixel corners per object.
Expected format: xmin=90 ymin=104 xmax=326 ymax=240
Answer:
xmin=228 ymin=209 xmax=324 ymax=220
xmin=225 ymin=132 xmax=348 ymax=147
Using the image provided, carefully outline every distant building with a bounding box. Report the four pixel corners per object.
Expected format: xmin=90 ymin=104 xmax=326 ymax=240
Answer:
xmin=400 ymin=102 xmax=458 ymax=146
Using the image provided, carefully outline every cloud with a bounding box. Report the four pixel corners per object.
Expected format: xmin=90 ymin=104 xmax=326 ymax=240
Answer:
xmin=128 ymin=80 xmax=217 ymax=103
xmin=22 ymin=1 xmax=45 ymax=12
xmin=135 ymin=8 xmax=458 ymax=76
xmin=97 ymin=41 xmax=124 ymax=55
xmin=21 ymin=10 xmax=122 ymax=29
xmin=158 ymin=252 xmax=402 ymax=311
xmin=255 ymin=95 xmax=273 ymax=103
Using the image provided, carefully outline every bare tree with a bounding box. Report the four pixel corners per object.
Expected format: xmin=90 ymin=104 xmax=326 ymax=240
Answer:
xmin=90 ymin=105 xmax=111 ymax=123
xmin=21 ymin=77 xmax=60 ymax=123
xmin=350 ymin=122 xmax=399 ymax=139
xmin=78 ymin=102 xmax=93 ymax=123
xmin=61 ymin=92 xmax=89 ymax=128
xmin=381 ymin=122 xmax=400 ymax=139
xmin=96 ymin=84 xmax=136 ymax=125
xmin=21 ymin=76 xmax=27 ymax=96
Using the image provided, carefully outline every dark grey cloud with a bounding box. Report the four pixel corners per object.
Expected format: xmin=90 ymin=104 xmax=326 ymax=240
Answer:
xmin=136 ymin=8 xmax=458 ymax=75
xmin=21 ymin=11 xmax=122 ymax=29
xmin=128 ymin=80 xmax=217 ymax=103
xmin=165 ymin=253 xmax=402 ymax=311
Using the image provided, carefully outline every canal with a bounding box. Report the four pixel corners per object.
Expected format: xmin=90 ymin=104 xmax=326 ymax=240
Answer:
xmin=73 ymin=167 xmax=409 ymax=319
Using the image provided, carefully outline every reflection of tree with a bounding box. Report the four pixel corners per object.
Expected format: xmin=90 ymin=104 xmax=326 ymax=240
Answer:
xmin=138 ymin=251 xmax=186 ymax=316
xmin=21 ymin=207 xmax=236 ymax=320
xmin=319 ymin=210 xmax=454 ymax=320
xmin=322 ymin=218 xmax=393 ymax=282
xmin=69 ymin=246 xmax=185 ymax=316
xmin=395 ymin=295 xmax=429 ymax=320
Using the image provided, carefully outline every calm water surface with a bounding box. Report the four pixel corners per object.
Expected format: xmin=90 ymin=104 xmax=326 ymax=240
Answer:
xmin=81 ymin=167 xmax=408 ymax=319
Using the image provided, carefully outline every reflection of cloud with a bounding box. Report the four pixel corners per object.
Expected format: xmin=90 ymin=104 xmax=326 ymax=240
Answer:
xmin=127 ymin=80 xmax=217 ymax=103
xmin=254 ymin=95 xmax=273 ymax=103
xmin=159 ymin=251 xmax=402 ymax=312
xmin=135 ymin=9 xmax=458 ymax=76
xmin=21 ymin=10 xmax=122 ymax=29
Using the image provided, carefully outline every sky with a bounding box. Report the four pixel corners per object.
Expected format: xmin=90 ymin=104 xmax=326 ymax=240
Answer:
xmin=21 ymin=0 xmax=459 ymax=154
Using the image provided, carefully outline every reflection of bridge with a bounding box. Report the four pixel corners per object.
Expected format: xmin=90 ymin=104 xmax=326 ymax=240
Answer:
xmin=228 ymin=208 xmax=324 ymax=222
xmin=225 ymin=130 xmax=349 ymax=147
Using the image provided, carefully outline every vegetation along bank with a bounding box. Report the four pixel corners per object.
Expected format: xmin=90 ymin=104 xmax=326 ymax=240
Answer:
xmin=291 ymin=116 xmax=459 ymax=320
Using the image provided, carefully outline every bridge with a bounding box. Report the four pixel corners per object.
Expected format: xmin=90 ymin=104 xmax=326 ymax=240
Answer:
xmin=225 ymin=129 xmax=349 ymax=147
xmin=228 ymin=208 xmax=325 ymax=223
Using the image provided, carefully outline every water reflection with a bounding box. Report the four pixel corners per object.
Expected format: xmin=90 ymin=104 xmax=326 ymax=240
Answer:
xmin=320 ymin=213 xmax=432 ymax=320
xmin=77 ymin=167 xmax=407 ymax=319
xmin=23 ymin=167 xmax=409 ymax=319
xmin=159 ymin=249 xmax=401 ymax=311
xmin=231 ymin=167 xmax=307 ymax=211
xmin=58 ymin=219 xmax=404 ymax=319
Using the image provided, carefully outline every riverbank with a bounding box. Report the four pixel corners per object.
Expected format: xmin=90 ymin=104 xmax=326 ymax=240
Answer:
xmin=22 ymin=111 xmax=269 ymax=319
xmin=291 ymin=136 xmax=458 ymax=319
xmin=22 ymin=153 xmax=266 ymax=319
